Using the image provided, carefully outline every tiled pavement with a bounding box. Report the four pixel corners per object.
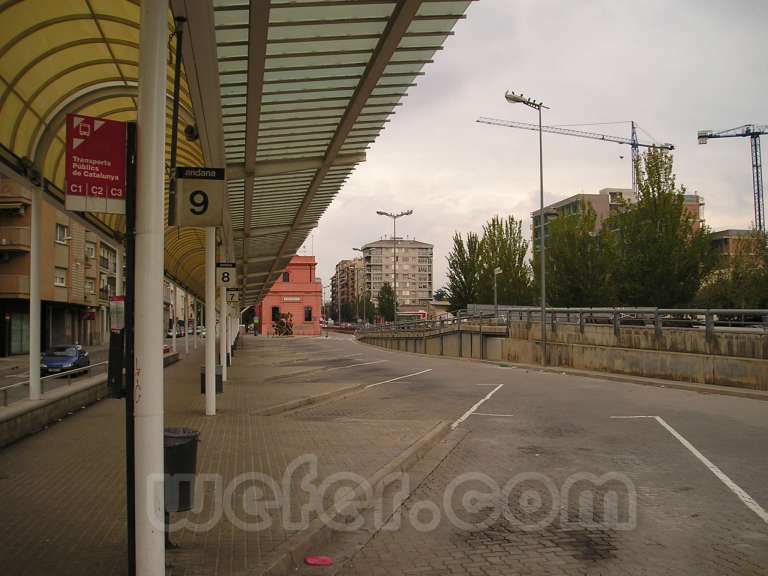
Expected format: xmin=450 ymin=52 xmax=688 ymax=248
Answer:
xmin=0 ymin=335 xmax=443 ymax=576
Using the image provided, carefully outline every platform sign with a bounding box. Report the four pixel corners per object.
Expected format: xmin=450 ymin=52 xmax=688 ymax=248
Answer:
xmin=216 ymin=263 xmax=236 ymax=287
xmin=226 ymin=288 xmax=240 ymax=302
xmin=175 ymin=167 xmax=225 ymax=227
xmin=66 ymin=114 xmax=127 ymax=214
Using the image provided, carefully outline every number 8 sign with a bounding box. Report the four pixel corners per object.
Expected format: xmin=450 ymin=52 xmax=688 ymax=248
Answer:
xmin=175 ymin=167 xmax=225 ymax=227
xmin=216 ymin=263 xmax=236 ymax=287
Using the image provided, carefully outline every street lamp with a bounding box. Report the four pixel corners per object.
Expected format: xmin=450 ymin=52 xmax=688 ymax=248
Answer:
xmin=505 ymin=89 xmax=548 ymax=366
xmin=376 ymin=209 xmax=412 ymax=324
xmin=493 ymin=266 xmax=502 ymax=318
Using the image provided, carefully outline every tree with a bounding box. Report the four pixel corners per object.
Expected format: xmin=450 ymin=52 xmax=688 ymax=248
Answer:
xmin=609 ymin=148 xmax=714 ymax=306
xmin=433 ymin=287 xmax=448 ymax=302
xmin=377 ymin=282 xmax=395 ymax=322
xmin=477 ymin=215 xmax=532 ymax=306
xmin=696 ymin=229 xmax=768 ymax=309
xmin=540 ymin=202 xmax=617 ymax=306
xmin=358 ymin=293 xmax=376 ymax=324
xmin=340 ymin=300 xmax=355 ymax=323
xmin=445 ymin=231 xmax=482 ymax=312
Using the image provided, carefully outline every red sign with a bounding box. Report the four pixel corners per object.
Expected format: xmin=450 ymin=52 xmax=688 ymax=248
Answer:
xmin=65 ymin=114 xmax=126 ymax=214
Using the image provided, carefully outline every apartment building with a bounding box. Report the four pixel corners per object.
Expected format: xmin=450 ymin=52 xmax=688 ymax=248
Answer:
xmin=531 ymin=188 xmax=704 ymax=251
xmin=361 ymin=237 xmax=433 ymax=311
xmin=0 ymin=178 xmax=121 ymax=355
xmin=330 ymin=257 xmax=364 ymax=317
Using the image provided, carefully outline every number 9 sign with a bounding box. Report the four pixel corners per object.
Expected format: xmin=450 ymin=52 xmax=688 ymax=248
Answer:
xmin=175 ymin=167 xmax=225 ymax=227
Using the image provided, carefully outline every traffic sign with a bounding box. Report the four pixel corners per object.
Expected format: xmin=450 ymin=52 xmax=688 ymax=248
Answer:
xmin=66 ymin=114 xmax=127 ymax=214
xmin=216 ymin=263 xmax=236 ymax=287
xmin=175 ymin=167 xmax=225 ymax=227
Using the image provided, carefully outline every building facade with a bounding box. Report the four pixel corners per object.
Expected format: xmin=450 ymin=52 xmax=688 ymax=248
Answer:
xmin=531 ymin=188 xmax=704 ymax=251
xmin=330 ymin=257 xmax=364 ymax=320
xmin=361 ymin=237 xmax=433 ymax=313
xmin=0 ymin=178 xmax=122 ymax=356
xmin=256 ymin=255 xmax=321 ymax=336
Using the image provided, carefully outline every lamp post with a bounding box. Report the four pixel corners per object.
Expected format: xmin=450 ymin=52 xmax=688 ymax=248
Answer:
xmin=505 ymin=89 xmax=548 ymax=366
xmin=493 ymin=266 xmax=502 ymax=318
xmin=376 ymin=209 xmax=412 ymax=324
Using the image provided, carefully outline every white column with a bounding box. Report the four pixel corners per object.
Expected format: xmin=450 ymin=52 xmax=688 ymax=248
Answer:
xmin=184 ymin=292 xmax=189 ymax=354
xmin=134 ymin=1 xmax=167 ymax=573
xmin=29 ymin=184 xmax=41 ymax=401
xmin=205 ymin=227 xmax=216 ymax=415
xmin=220 ymin=288 xmax=227 ymax=381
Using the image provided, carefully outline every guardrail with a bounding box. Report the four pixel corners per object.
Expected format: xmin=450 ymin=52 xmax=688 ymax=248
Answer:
xmin=357 ymin=307 xmax=768 ymax=342
xmin=0 ymin=361 xmax=108 ymax=407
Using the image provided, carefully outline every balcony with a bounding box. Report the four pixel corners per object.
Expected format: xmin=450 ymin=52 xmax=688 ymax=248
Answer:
xmin=0 ymin=273 xmax=30 ymax=296
xmin=0 ymin=226 xmax=31 ymax=252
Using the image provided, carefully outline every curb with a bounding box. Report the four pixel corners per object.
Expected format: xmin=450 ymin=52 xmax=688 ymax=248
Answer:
xmin=259 ymin=420 xmax=451 ymax=576
xmin=255 ymin=382 xmax=365 ymax=416
xmin=355 ymin=339 xmax=768 ymax=401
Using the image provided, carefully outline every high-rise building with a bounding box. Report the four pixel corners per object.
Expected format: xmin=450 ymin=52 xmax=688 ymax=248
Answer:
xmin=361 ymin=237 xmax=433 ymax=311
xmin=330 ymin=257 xmax=364 ymax=320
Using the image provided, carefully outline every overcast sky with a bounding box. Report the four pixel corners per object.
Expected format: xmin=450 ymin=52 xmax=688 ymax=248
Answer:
xmin=302 ymin=0 xmax=768 ymax=294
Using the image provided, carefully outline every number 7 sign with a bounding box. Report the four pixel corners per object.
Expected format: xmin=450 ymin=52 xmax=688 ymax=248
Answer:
xmin=216 ymin=263 xmax=236 ymax=287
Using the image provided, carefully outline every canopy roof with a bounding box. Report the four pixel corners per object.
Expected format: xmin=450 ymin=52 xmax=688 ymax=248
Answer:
xmin=0 ymin=0 xmax=471 ymax=303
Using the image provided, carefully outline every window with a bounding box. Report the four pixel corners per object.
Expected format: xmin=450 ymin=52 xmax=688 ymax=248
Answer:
xmin=304 ymin=306 xmax=312 ymax=322
xmin=54 ymin=267 xmax=67 ymax=287
xmin=271 ymin=306 xmax=280 ymax=322
xmin=85 ymin=278 xmax=95 ymax=294
xmin=85 ymin=242 xmax=96 ymax=258
xmin=282 ymin=272 xmax=290 ymax=282
xmin=55 ymin=223 xmax=69 ymax=244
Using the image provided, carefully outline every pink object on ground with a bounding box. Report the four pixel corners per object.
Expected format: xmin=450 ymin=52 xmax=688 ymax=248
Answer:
xmin=304 ymin=556 xmax=334 ymax=566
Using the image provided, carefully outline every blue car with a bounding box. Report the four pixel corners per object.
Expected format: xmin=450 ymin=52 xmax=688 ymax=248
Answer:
xmin=40 ymin=345 xmax=90 ymax=376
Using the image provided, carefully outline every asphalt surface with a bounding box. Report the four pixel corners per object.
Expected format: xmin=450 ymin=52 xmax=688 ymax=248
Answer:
xmin=0 ymin=333 xmax=766 ymax=576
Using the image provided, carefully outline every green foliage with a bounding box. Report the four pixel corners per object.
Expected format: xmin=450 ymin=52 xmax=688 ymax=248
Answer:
xmin=477 ymin=215 xmax=532 ymax=306
xmin=445 ymin=231 xmax=483 ymax=312
xmin=433 ymin=287 xmax=448 ymax=302
xmin=538 ymin=202 xmax=617 ymax=306
xmin=377 ymin=282 xmax=395 ymax=321
xmin=340 ymin=300 xmax=355 ymax=322
xmin=358 ymin=294 xmax=376 ymax=323
xmin=696 ymin=230 xmax=768 ymax=308
xmin=609 ymin=148 xmax=715 ymax=306
xmin=272 ymin=312 xmax=293 ymax=336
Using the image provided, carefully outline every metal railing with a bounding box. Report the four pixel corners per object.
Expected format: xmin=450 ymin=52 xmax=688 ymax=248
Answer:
xmin=0 ymin=361 xmax=108 ymax=407
xmin=357 ymin=307 xmax=768 ymax=343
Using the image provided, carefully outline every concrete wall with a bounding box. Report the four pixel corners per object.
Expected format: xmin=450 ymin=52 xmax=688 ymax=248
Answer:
xmin=358 ymin=322 xmax=768 ymax=391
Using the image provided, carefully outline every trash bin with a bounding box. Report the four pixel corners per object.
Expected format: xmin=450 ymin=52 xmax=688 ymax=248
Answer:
xmin=200 ymin=364 xmax=223 ymax=394
xmin=164 ymin=427 xmax=200 ymax=513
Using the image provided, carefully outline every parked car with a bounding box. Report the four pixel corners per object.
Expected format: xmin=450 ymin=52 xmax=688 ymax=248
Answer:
xmin=40 ymin=345 xmax=89 ymax=376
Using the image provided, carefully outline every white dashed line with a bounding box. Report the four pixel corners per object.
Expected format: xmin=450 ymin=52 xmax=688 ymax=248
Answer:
xmin=472 ymin=412 xmax=514 ymax=418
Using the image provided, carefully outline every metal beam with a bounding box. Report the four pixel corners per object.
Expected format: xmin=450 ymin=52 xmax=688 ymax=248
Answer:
xmin=226 ymin=152 xmax=365 ymax=180
xmin=257 ymin=0 xmax=424 ymax=300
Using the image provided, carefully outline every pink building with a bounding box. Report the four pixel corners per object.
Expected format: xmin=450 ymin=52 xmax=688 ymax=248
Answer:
xmin=256 ymin=256 xmax=322 ymax=336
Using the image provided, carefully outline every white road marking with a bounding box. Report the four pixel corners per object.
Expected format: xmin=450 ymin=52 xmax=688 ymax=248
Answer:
xmin=612 ymin=415 xmax=768 ymax=525
xmin=452 ymin=384 xmax=505 ymax=430
xmin=472 ymin=412 xmax=514 ymax=418
xmin=364 ymin=368 xmax=433 ymax=390
xmin=329 ymin=360 xmax=387 ymax=371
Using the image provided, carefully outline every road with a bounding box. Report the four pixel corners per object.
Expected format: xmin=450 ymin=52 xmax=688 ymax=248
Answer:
xmin=299 ymin=334 xmax=768 ymax=576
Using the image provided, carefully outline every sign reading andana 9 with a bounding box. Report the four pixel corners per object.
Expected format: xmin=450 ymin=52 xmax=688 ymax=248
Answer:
xmin=66 ymin=114 xmax=126 ymax=214
xmin=175 ymin=167 xmax=225 ymax=227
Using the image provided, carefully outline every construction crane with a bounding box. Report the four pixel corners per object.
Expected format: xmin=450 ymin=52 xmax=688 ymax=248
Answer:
xmin=477 ymin=118 xmax=674 ymax=194
xmin=697 ymin=124 xmax=768 ymax=231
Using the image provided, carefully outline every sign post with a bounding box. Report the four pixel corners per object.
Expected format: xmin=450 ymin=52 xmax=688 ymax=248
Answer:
xmin=65 ymin=114 xmax=127 ymax=214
